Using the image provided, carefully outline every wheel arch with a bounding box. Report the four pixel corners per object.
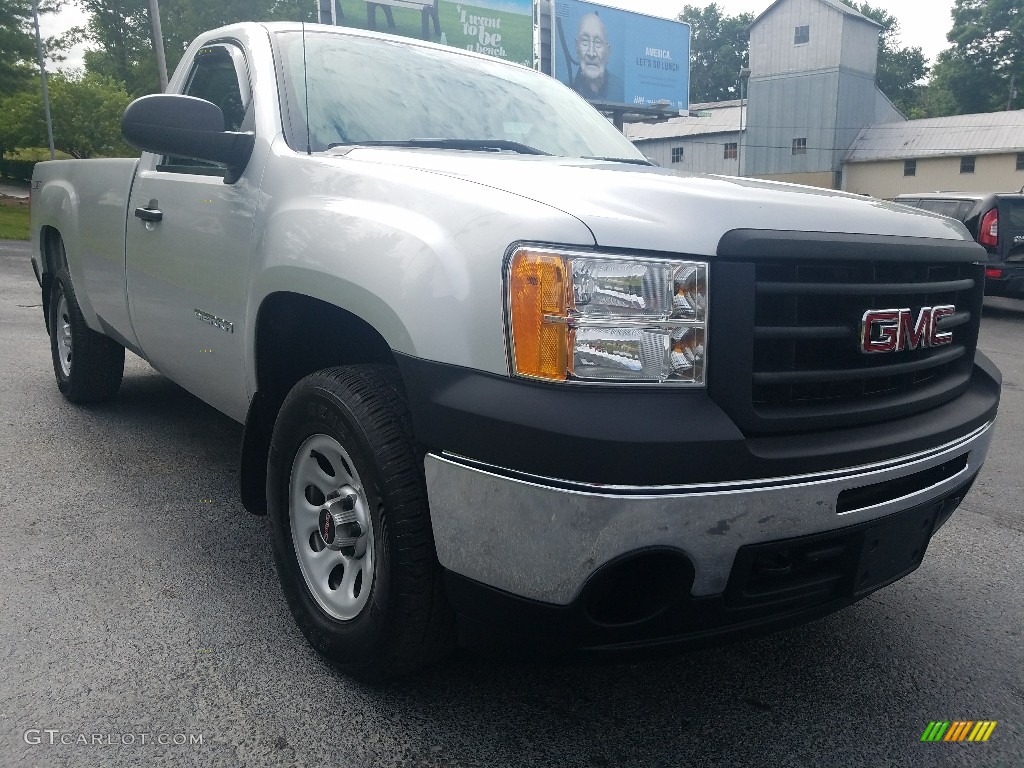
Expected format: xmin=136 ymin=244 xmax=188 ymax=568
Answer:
xmin=39 ymin=226 xmax=68 ymax=334
xmin=239 ymin=291 xmax=403 ymax=515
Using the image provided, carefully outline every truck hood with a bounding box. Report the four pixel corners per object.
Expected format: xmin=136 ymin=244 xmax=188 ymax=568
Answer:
xmin=338 ymin=148 xmax=973 ymax=254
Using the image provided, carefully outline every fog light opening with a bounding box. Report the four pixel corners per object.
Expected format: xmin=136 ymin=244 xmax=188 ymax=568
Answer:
xmin=582 ymin=550 xmax=694 ymax=627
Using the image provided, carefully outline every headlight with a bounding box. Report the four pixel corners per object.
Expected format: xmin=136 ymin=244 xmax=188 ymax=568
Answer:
xmin=506 ymin=247 xmax=708 ymax=385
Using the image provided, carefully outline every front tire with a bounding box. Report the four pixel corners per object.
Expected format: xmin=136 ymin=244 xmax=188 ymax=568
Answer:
xmin=266 ymin=365 xmax=455 ymax=681
xmin=49 ymin=267 xmax=125 ymax=403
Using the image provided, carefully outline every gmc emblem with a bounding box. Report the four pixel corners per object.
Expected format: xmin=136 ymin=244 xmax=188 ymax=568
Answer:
xmin=860 ymin=305 xmax=955 ymax=354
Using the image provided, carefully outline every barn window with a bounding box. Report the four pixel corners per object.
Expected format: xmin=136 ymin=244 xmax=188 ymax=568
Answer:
xmin=724 ymin=143 xmax=738 ymax=160
xmin=794 ymin=25 xmax=810 ymax=44
xmin=904 ymin=160 xmax=916 ymax=177
xmin=792 ymin=138 xmax=807 ymax=155
xmin=960 ymin=156 xmax=975 ymax=174
xmin=671 ymin=147 xmax=684 ymax=163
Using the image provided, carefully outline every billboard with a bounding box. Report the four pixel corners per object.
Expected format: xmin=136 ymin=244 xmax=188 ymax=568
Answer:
xmin=319 ymin=0 xmax=534 ymax=67
xmin=552 ymin=1 xmax=689 ymax=110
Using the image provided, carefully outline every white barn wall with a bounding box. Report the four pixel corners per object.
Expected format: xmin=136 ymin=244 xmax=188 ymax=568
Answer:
xmin=633 ymin=131 xmax=743 ymax=175
xmin=844 ymin=153 xmax=1024 ymax=198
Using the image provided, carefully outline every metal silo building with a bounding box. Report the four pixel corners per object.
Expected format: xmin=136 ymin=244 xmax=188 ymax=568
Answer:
xmin=742 ymin=0 xmax=903 ymax=187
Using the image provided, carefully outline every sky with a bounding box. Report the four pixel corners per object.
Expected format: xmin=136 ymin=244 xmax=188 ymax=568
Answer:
xmin=605 ymin=0 xmax=956 ymax=63
xmin=37 ymin=0 xmax=957 ymax=73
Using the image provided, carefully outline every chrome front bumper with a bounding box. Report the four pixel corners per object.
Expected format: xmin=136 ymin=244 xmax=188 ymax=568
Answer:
xmin=424 ymin=422 xmax=994 ymax=606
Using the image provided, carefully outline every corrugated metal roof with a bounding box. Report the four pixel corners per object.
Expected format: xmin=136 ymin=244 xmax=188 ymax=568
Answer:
xmin=625 ymin=101 xmax=743 ymax=141
xmin=753 ymin=0 xmax=881 ymax=29
xmin=845 ymin=110 xmax=1024 ymax=162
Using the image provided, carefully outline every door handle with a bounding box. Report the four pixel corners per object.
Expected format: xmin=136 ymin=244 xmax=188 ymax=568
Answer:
xmin=134 ymin=206 xmax=163 ymax=223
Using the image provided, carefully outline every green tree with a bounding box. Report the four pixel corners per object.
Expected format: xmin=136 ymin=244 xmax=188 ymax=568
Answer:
xmin=158 ymin=0 xmax=313 ymax=68
xmin=0 ymin=0 xmax=36 ymax=94
xmin=678 ymin=3 xmax=753 ymax=103
xmin=0 ymin=71 xmax=134 ymax=157
xmin=924 ymin=0 xmax=1023 ymax=115
xmin=840 ymin=1 xmax=928 ymax=116
xmin=73 ymin=0 xmax=157 ymax=96
xmin=74 ymin=0 xmax=315 ymax=96
xmin=917 ymin=49 xmax=976 ymax=116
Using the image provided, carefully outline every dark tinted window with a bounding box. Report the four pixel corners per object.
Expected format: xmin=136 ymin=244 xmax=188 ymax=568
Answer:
xmin=955 ymin=201 xmax=974 ymax=220
xmin=898 ymin=197 xmax=977 ymax=223
xmin=794 ymin=25 xmax=809 ymax=44
xmin=916 ymin=199 xmax=970 ymax=220
xmin=960 ymin=156 xmax=975 ymax=174
xmin=186 ymin=49 xmax=248 ymax=131
xmin=904 ymin=159 xmax=916 ymax=176
xmin=1004 ymin=199 xmax=1024 ymax=229
xmin=161 ymin=44 xmax=251 ymax=173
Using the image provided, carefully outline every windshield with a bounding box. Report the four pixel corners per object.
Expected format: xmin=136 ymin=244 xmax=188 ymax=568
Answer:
xmin=275 ymin=30 xmax=647 ymax=162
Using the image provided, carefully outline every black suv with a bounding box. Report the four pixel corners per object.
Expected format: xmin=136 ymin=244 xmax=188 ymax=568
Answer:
xmin=895 ymin=192 xmax=1024 ymax=298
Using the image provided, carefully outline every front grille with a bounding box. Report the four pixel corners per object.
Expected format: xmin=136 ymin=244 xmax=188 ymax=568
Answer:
xmin=751 ymin=261 xmax=980 ymax=415
xmin=701 ymin=259 xmax=978 ymax=432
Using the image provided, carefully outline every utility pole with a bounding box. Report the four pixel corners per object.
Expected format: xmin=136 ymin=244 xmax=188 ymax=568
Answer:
xmin=30 ymin=0 xmax=55 ymax=160
xmin=148 ymin=0 xmax=168 ymax=91
xmin=737 ymin=67 xmax=750 ymax=177
xmin=1008 ymin=74 xmax=1017 ymax=111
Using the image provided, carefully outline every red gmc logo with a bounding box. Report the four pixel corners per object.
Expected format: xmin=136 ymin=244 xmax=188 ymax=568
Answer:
xmin=860 ymin=305 xmax=955 ymax=354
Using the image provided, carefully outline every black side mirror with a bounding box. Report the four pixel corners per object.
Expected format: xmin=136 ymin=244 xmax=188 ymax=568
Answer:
xmin=121 ymin=94 xmax=255 ymax=184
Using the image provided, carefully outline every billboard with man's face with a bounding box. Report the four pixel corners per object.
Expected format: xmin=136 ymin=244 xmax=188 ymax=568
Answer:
xmin=553 ymin=0 xmax=689 ymax=110
xmin=319 ymin=0 xmax=534 ymax=67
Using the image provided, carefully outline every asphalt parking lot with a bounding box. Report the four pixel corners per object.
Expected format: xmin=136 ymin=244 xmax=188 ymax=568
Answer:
xmin=1 ymin=238 xmax=1022 ymax=767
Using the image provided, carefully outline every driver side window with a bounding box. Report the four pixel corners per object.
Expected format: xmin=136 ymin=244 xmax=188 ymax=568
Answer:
xmin=159 ymin=43 xmax=252 ymax=175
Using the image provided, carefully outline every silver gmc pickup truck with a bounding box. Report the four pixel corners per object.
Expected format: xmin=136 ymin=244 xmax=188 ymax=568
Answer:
xmin=30 ymin=22 xmax=1001 ymax=680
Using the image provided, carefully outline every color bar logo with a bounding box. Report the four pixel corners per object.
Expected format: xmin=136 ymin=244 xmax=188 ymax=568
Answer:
xmin=921 ymin=721 xmax=997 ymax=742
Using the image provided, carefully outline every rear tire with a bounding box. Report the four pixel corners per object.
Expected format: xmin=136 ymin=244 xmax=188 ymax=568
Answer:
xmin=49 ymin=267 xmax=124 ymax=403
xmin=266 ymin=365 xmax=455 ymax=682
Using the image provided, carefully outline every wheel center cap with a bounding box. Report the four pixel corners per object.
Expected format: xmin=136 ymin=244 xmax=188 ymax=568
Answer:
xmin=319 ymin=508 xmax=336 ymax=546
xmin=318 ymin=487 xmax=363 ymax=552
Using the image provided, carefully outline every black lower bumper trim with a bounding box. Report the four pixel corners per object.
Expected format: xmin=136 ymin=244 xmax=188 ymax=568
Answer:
xmin=445 ymin=475 xmax=976 ymax=658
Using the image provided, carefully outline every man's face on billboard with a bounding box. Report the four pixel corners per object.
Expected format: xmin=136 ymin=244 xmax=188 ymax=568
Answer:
xmin=576 ymin=14 xmax=609 ymax=90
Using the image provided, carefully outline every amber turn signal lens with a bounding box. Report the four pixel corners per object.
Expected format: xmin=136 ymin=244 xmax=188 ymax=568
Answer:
xmin=508 ymin=251 xmax=568 ymax=380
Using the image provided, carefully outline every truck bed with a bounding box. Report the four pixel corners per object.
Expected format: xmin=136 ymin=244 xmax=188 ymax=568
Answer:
xmin=31 ymin=158 xmax=140 ymax=343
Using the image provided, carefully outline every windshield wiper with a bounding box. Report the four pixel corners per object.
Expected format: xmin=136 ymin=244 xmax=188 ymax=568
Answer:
xmin=582 ymin=156 xmax=654 ymax=166
xmin=328 ymin=138 xmax=552 ymax=155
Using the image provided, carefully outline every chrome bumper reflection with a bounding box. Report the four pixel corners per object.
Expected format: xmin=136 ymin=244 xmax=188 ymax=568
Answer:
xmin=424 ymin=423 xmax=993 ymax=606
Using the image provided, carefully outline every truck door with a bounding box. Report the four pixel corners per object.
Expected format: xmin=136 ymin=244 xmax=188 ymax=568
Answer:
xmin=125 ymin=42 xmax=259 ymax=423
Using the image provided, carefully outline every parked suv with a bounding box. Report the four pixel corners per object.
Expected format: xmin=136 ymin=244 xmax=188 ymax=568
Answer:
xmin=895 ymin=192 xmax=1024 ymax=298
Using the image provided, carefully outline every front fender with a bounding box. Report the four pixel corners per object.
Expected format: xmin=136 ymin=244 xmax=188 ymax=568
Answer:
xmin=245 ymin=150 xmax=595 ymax=390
